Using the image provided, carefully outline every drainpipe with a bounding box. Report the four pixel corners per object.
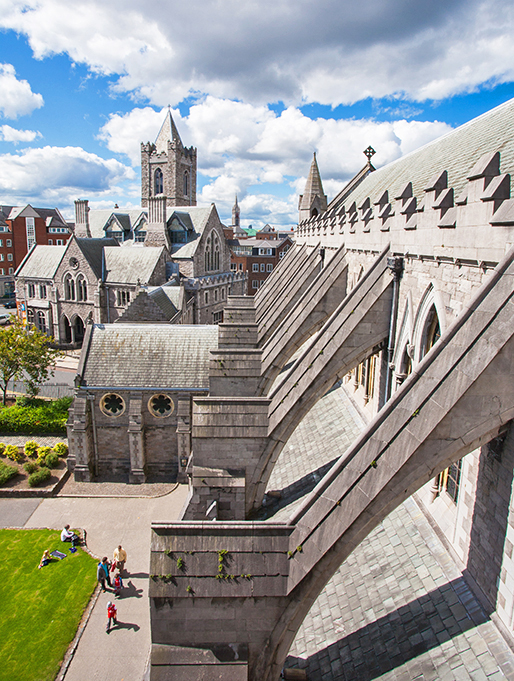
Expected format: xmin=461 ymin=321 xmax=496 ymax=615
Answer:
xmin=384 ymin=256 xmax=404 ymax=402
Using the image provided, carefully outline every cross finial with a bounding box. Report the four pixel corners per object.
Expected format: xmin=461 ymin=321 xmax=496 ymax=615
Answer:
xmin=364 ymin=145 xmax=376 ymax=161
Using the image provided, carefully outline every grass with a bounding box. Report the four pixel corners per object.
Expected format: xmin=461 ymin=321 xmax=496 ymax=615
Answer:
xmin=0 ymin=529 xmax=98 ymax=681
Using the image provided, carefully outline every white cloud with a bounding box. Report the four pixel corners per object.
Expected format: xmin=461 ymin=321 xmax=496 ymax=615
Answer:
xmin=1 ymin=0 xmax=514 ymax=107
xmin=0 ymin=145 xmax=134 ymax=205
xmin=0 ymin=124 xmax=41 ymax=143
xmin=98 ymin=98 xmax=452 ymax=228
xmin=0 ymin=63 xmax=43 ymax=118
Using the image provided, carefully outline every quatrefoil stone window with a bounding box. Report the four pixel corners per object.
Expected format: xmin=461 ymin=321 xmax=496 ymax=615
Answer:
xmin=148 ymin=394 xmax=174 ymax=418
xmin=100 ymin=393 xmax=125 ymax=417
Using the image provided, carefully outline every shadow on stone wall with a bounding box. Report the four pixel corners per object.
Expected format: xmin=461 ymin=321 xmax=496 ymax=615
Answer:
xmin=285 ymin=577 xmax=487 ymax=681
xmin=466 ymin=423 xmax=514 ymax=613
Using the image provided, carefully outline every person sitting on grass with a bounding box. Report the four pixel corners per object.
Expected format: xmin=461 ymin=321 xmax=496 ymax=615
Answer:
xmin=38 ymin=549 xmax=50 ymax=569
xmin=61 ymin=525 xmax=79 ymax=548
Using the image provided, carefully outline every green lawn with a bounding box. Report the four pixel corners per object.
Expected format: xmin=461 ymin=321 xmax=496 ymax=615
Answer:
xmin=0 ymin=529 xmax=98 ymax=681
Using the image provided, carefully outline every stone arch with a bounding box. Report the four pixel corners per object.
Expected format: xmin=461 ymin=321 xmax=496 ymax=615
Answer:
xmin=64 ymin=273 xmax=76 ymax=301
xmin=154 ymin=168 xmax=164 ymax=195
xmin=68 ymin=314 xmax=85 ymax=344
xmin=62 ymin=315 xmax=72 ymax=344
xmin=412 ymin=284 xmax=446 ymax=363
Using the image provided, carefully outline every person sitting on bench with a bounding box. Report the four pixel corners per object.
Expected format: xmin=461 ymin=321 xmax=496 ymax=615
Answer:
xmin=61 ymin=525 xmax=79 ymax=547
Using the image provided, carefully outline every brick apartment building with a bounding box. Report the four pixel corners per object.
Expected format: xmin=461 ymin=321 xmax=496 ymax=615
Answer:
xmin=0 ymin=204 xmax=71 ymax=297
xmin=228 ymin=235 xmax=292 ymax=295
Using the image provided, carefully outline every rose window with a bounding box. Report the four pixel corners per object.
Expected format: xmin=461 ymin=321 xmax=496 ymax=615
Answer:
xmin=100 ymin=393 xmax=125 ymax=417
xmin=148 ymin=394 xmax=174 ymax=418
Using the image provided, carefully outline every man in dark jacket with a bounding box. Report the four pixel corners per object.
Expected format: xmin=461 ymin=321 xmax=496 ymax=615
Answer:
xmin=97 ymin=556 xmax=111 ymax=591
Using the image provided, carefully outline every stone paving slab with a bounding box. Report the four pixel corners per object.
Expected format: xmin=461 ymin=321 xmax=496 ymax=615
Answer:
xmin=0 ymin=497 xmax=41 ymax=527
xmin=267 ymin=381 xmax=514 ymax=681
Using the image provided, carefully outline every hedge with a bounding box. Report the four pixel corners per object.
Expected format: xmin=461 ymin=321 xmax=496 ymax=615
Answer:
xmin=0 ymin=397 xmax=72 ymax=435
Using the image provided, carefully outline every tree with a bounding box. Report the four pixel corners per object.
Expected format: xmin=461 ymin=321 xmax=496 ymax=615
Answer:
xmin=0 ymin=317 xmax=62 ymax=405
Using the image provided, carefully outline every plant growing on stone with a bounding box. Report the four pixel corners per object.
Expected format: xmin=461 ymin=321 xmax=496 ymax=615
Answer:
xmin=176 ymin=557 xmax=184 ymax=570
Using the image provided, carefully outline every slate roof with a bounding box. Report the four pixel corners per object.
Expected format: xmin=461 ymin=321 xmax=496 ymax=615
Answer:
xmin=81 ymin=324 xmax=218 ymax=389
xmin=148 ymin=285 xmax=183 ymax=319
xmin=326 ymin=98 xmax=514 ymax=214
xmin=0 ymin=206 xmax=13 ymax=227
xmin=103 ymin=246 xmax=164 ymax=284
xmin=154 ymin=111 xmax=183 ymax=153
xmin=169 ymin=206 xmax=215 ymax=259
xmin=15 ymin=245 xmax=66 ymax=279
xmin=88 ymin=209 xmax=147 ymax=239
xmin=77 ymin=238 xmax=118 ymax=279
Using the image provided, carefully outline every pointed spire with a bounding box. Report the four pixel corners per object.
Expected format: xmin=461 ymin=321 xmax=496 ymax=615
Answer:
xmin=232 ymin=194 xmax=240 ymax=228
xmin=298 ymin=153 xmax=327 ymax=221
xmin=155 ymin=109 xmax=183 ymax=153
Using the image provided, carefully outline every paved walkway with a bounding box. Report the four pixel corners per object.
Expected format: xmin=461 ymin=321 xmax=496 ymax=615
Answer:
xmin=2 ymin=484 xmax=189 ymax=681
xmin=266 ymin=383 xmax=514 ymax=680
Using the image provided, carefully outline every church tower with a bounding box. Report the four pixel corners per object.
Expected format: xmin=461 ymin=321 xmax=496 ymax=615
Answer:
xmin=298 ymin=152 xmax=327 ymax=222
xmin=232 ymin=195 xmax=240 ymax=228
xmin=141 ymin=111 xmax=197 ymax=209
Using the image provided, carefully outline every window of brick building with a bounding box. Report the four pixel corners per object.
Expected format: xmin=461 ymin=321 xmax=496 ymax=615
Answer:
xmin=252 ymin=263 xmax=259 ymax=272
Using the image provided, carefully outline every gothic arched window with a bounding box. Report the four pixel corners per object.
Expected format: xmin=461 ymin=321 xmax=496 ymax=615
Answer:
xmin=64 ymin=274 xmax=75 ymax=301
xmin=204 ymin=232 xmax=221 ymax=272
xmin=37 ymin=310 xmax=47 ymax=333
xmin=421 ymin=305 xmax=440 ymax=359
xmin=77 ymin=276 xmax=87 ymax=302
xmin=184 ymin=171 xmax=189 ymax=197
xmin=154 ymin=168 xmax=164 ymax=195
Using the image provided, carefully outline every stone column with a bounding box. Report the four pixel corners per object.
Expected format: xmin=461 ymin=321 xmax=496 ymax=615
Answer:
xmin=69 ymin=395 xmax=94 ymax=481
xmin=176 ymin=397 xmax=191 ymax=483
xmin=128 ymin=393 xmax=146 ymax=483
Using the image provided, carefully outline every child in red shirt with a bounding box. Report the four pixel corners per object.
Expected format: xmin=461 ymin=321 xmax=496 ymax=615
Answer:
xmin=113 ymin=572 xmax=123 ymax=597
xmin=106 ymin=601 xmax=117 ymax=632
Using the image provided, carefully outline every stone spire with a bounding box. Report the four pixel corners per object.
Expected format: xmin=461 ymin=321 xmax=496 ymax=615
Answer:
xmin=155 ymin=109 xmax=183 ymax=153
xmin=298 ymin=152 xmax=328 ymax=222
xmin=232 ymin=195 xmax=240 ymax=228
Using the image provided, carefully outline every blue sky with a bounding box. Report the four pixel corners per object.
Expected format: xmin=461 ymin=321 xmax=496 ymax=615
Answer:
xmin=1 ymin=0 xmax=514 ymax=228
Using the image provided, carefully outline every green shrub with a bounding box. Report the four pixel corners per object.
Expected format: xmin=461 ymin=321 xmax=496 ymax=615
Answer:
xmin=43 ymin=452 xmax=59 ymax=469
xmin=52 ymin=442 xmax=68 ymax=458
xmin=0 ymin=443 xmax=5 ymax=456
xmin=4 ymin=444 xmax=22 ymax=462
xmin=24 ymin=440 xmax=39 ymax=458
xmin=0 ymin=396 xmax=72 ymax=435
xmin=36 ymin=446 xmax=51 ymax=463
xmin=24 ymin=461 xmax=39 ymax=474
xmin=0 ymin=462 xmax=18 ymax=485
xmin=15 ymin=396 xmax=43 ymax=408
xmin=28 ymin=468 xmax=51 ymax=487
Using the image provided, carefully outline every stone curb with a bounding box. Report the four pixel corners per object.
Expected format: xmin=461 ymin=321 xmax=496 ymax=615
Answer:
xmin=57 ymin=482 xmax=180 ymax=500
xmin=0 ymin=469 xmax=70 ymax=499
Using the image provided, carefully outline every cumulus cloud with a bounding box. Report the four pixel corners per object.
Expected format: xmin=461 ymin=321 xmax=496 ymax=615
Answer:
xmin=98 ymin=99 xmax=452 ymax=227
xmin=0 ymin=63 xmax=44 ymax=118
xmin=1 ymin=0 xmax=514 ymax=107
xmin=0 ymin=124 xmax=41 ymax=143
xmin=0 ymin=145 xmax=134 ymax=205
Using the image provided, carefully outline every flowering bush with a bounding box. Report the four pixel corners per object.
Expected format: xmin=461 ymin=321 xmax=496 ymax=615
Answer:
xmin=36 ymin=446 xmax=52 ymax=463
xmin=24 ymin=440 xmax=39 ymax=458
xmin=4 ymin=444 xmax=22 ymax=462
xmin=52 ymin=442 xmax=68 ymax=458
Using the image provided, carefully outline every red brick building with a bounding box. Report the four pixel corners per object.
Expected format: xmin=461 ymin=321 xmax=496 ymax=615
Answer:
xmin=229 ymin=235 xmax=293 ymax=295
xmin=0 ymin=204 xmax=71 ymax=297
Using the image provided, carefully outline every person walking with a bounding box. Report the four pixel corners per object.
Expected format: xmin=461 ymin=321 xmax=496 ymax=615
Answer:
xmin=113 ymin=545 xmax=127 ymax=574
xmin=106 ymin=601 xmax=117 ymax=632
xmin=97 ymin=557 xmax=111 ymax=592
